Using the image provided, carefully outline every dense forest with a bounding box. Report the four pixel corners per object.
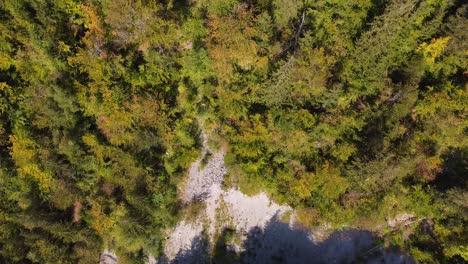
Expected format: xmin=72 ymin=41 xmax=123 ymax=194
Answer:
xmin=0 ymin=0 xmax=466 ymax=263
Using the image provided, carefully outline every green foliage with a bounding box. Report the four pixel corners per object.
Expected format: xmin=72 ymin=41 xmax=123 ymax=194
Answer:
xmin=201 ymin=0 xmax=240 ymax=16
xmin=0 ymin=0 xmax=466 ymax=263
xmin=0 ymin=0 xmax=197 ymax=262
xmin=272 ymin=0 xmax=303 ymax=29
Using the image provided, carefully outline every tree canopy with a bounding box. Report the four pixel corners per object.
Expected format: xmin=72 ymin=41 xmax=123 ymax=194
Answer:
xmin=0 ymin=0 xmax=466 ymax=263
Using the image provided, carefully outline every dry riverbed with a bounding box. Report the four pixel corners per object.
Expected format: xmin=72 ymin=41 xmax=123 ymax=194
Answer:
xmin=158 ymin=134 xmax=414 ymax=264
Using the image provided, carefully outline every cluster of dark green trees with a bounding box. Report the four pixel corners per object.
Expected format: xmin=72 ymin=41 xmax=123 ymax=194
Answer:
xmin=0 ymin=0 xmax=466 ymax=263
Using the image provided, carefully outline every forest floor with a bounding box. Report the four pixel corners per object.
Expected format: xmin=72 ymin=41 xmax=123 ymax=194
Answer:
xmin=158 ymin=132 xmax=414 ymax=264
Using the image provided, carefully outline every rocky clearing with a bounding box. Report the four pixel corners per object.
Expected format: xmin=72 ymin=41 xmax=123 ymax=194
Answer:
xmin=158 ymin=133 xmax=414 ymax=264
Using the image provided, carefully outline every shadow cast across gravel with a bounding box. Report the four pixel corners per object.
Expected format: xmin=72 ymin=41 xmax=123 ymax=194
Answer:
xmin=168 ymin=213 xmax=414 ymax=264
xmin=161 ymin=233 xmax=210 ymax=264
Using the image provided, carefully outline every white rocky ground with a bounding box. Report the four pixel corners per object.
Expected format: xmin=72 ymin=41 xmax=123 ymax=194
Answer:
xmin=159 ymin=134 xmax=414 ymax=263
xmin=183 ymin=133 xmax=226 ymax=203
xmin=99 ymin=250 xmax=117 ymax=264
xmin=161 ymin=136 xmax=295 ymax=262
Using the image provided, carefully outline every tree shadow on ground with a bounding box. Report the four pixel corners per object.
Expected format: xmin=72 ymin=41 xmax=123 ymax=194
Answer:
xmin=433 ymin=147 xmax=467 ymax=191
xmin=159 ymin=232 xmax=210 ymax=264
xmin=166 ymin=213 xmax=413 ymax=264
xmin=238 ymin=214 xmax=413 ymax=264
